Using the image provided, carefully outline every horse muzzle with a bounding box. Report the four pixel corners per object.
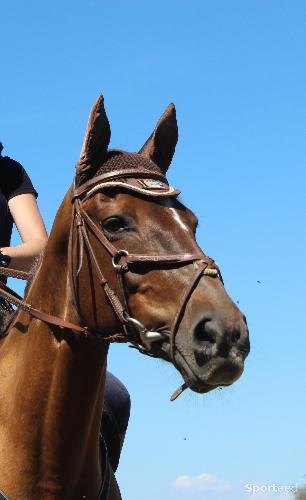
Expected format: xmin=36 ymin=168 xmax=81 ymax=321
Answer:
xmin=172 ymin=314 xmax=250 ymax=393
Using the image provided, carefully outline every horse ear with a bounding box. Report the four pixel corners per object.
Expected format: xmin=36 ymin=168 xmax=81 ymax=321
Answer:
xmin=76 ymin=95 xmax=111 ymax=181
xmin=139 ymin=103 xmax=178 ymax=174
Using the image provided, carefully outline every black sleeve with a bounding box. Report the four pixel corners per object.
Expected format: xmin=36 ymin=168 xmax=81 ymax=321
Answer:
xmin=0 ymin=157 xmax=38 ymax=201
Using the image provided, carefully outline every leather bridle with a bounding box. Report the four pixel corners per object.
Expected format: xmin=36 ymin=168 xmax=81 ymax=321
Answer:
xmin=0 ymin=169 xmax=223 ymax=388
xmin=69 ymin=170 xmax=223 ymax=371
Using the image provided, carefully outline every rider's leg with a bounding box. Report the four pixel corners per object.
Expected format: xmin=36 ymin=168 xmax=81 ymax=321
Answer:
xmin=101 ymin=372 xmax=131 ymax=472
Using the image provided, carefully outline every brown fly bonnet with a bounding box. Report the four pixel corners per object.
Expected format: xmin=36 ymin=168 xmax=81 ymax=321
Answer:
xmin=74 ymin=95 xmax=180 ymax=199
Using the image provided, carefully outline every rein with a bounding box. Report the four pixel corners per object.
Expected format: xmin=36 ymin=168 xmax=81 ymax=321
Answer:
xmin=0 ymin=270 xmax=87 ymax=333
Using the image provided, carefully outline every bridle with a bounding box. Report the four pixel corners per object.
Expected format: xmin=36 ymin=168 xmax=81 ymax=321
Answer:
xmin=0 ymin=169 xmax=223 ymax=397
xmin=69 ymin=169 xmax=223 ymax=391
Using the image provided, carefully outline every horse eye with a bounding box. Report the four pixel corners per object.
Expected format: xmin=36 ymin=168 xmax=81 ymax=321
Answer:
xmin=102 ymin=216 xmax=128 ymax=234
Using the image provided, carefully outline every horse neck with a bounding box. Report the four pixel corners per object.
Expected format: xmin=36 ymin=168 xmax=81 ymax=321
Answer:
xmin=0 ymin=191 xmax=109 ymax=497
xmin=28 ymin=190 xmax=74 ymax=317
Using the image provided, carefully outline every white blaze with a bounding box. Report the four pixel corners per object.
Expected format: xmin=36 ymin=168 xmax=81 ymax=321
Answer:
xmin=169 ymin=208 xmax=189 ymax=233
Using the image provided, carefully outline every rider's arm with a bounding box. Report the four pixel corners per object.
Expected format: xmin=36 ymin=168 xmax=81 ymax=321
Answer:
xmin=1 ymin=193 xmax=47 ymax=271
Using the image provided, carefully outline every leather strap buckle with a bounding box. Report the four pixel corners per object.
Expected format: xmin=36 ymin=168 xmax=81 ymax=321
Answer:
xmin=112 ymin=250 xmax=129 ymax=270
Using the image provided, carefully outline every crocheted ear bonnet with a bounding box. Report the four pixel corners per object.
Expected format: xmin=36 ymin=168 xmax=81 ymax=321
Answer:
xmin=76 ymin=95 xmax=179 ymax=198
xmin=95 ymin=150 xmax=163 ymax=178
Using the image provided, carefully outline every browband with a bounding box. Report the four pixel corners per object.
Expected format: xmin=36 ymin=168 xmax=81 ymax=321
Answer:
xmin=71 ymin=169 xmax=180 ymax=200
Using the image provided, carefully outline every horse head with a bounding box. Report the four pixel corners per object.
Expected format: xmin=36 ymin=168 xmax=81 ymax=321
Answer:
xmin=0 ymin=95 xmax=251 ymax=499
xmin=70 ymin=95 xmax=250 ymax=399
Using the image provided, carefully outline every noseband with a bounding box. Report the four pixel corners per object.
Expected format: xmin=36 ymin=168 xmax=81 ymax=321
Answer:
xmin=70 ymin=170 xmax=223 ymax=377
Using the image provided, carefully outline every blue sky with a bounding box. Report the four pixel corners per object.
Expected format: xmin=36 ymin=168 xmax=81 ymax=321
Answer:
xmin=1 ymin=1 xmax=306 ymax=499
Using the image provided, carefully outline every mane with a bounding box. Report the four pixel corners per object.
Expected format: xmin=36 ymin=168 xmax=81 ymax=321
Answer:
xmin=0 ymin=252 xmax=44 ymax=339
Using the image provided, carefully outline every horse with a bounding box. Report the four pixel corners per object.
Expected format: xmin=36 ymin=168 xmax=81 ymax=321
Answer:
xmin=0 ymin=96 xmax=249 ymax=499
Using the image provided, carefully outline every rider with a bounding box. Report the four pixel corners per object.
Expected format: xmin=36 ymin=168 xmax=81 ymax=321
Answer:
xmin=0 ymin=142 xmax=47 ymax=275
xmin=0 ymin=143 xmax=130 ymax=471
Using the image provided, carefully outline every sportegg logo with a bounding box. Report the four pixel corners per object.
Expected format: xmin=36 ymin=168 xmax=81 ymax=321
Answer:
xmin=245 ymin=482 xmax=298 ymax=495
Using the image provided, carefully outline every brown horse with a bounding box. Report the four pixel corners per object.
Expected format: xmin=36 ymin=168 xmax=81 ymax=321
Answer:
xmin=0 ymin=96 xmax=249 ymax=499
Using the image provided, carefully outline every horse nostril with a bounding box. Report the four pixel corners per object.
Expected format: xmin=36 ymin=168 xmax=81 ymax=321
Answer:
xmin=194 ymin=319 xmax=217 ymax=345
xmin=230 ymin=329 xmax=241 ymax=344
